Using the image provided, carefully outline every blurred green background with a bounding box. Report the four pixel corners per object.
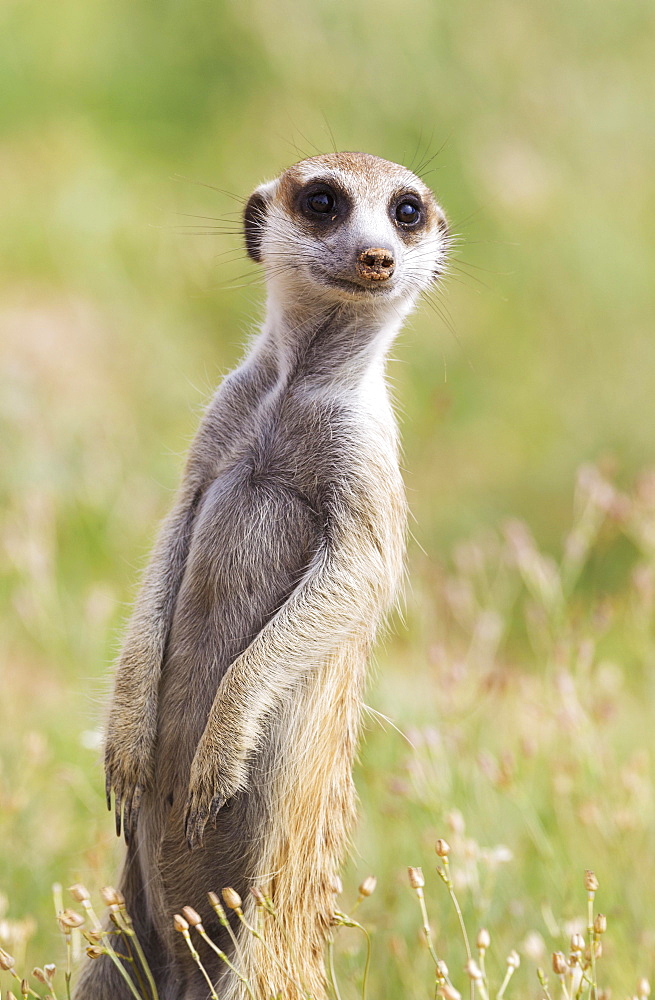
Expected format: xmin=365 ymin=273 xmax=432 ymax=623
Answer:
xmin=2 ymin=0 xmax=655 ymax=996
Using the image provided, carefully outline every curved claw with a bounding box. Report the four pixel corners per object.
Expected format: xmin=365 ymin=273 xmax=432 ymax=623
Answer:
xmin=105 ymin=757 xmax=146 ymax=844
xmin=123 ymin=790 xmax=133 ymax=846
xmin=131 ymin=783 xmax=144 ymax=840
xmin=123 ymin=783 xmax=144 ymax=845
xmin=209 ymin=795 xmax=227 ymax=827
xmin=184 ymin=793 xmax=227 ymax=851
xmin=115 ymin=783 xmax=123 ymax=839
xmin=184 ymin=805 xmax=202 ymax=851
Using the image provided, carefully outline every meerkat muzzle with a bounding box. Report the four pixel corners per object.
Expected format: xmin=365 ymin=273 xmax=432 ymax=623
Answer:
xmin=356 ymin=247 xmax=395 ymax=282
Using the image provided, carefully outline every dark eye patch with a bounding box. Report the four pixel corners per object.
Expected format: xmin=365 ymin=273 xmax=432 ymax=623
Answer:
xmin=297 ymin=179 xmax=350 ymax=224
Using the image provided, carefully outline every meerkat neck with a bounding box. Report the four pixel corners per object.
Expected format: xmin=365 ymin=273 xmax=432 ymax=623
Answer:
xmin=252 ymin=282 xmax=414 ymax=391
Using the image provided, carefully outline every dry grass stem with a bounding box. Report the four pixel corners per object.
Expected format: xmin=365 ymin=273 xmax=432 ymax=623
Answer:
xmin=173 ymin=915 xmax=218 ymax=1000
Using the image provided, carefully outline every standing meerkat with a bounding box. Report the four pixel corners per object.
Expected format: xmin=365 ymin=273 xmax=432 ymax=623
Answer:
xmin=76 ymin=151 xmax=449 ymax=1000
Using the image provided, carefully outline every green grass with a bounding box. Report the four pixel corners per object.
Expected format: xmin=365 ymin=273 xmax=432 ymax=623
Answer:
xmin=1 ymin=0 xmax=654 ymax=996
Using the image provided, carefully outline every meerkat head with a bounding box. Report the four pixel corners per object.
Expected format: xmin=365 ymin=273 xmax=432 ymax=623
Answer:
xmin=244 ymin=152 xmax=449 ymax=315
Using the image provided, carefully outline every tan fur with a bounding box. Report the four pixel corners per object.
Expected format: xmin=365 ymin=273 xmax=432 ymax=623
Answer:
xmin=231 ymin=426 xmax=406 ymax=1000
xmin=77 ymin=152 xmax=448 ymax=1000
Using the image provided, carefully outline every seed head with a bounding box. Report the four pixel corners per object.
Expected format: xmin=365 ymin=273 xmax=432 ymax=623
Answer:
xmin=0 ymin=948 xmax=15 ymax=971
xmin=507 ymin=950 xmax=520 ymax=970
xmin=68 ymin=884 xmax=90 ymax=903
xmin=358 ymin=876 xmax=377 ymax=897
xmin=440 ymin=984 xmax=461 ymax=1000
xmin=85 ymin=946 xmax=104 ymax=960
xmin=33 ymin=969 xmax=48 ymax=984
xmin=435 ymin=838 xmax=451 ymax=858
xmin=58 ymin=908 xmax=85 ymax=929
xmin=437 ymin=960 xmax=449 ymax=979
xmin=408 ymin=867 xmax=425 ymax=890
xmin=44 ymin=964 xmax=56 ymax=982
xmin=21 ymin=978 xmax=29 ymax=995
xmin=221 ymin=887 xmax=242 ymax=910
xmin=208 ymin=892 xmax=227 ymax=920
xmin=173 ymin=914 xmax=189 ymax=933
xmin=570 ymin=932 xmax=585 ymax=953
xmin=100 ymin=886 xmax=125 ymax=907
xmin=6 ymin=992 xmax=17 ymax=1000
xmin=181 ymin=906 xmax=203 ymax=928
xmin=465 ymin=959 xmax=483 ymax=981
xmin=594 ymin=913 xmax=607 ymax=935
xmin=330 ymin=875 xmax=343 ymax=895
xmin=476 ymin=928 xmax=491 ymax=951
xmin=584 ymin=870 xmax=599 ymax=893
xmin=638 ymin=979 xmax=651 ymax=998
xmin=552 ymin=951 xmax=568 ymax=976
xmin=447 ymin=810 xmax=465 ymax=835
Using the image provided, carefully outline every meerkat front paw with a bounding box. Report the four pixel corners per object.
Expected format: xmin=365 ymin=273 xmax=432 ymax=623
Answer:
xmin=183 ymin=779 xmax=227 ymax=851
xmin=104 ymin=733 xmax=153 ymax=844
xmin=183 ymin=745 xmax=247 ymax=850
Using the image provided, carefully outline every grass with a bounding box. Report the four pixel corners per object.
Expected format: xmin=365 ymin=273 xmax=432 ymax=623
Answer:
xmin=0 ymin=834 xmax=645 ymax=999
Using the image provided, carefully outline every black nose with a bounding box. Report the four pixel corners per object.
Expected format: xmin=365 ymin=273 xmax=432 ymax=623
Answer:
xmin=356 ymin=246 xmax=395 ymax=282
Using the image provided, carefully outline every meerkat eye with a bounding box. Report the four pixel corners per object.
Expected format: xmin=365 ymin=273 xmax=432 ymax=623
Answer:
xmin=304 ymin=189 xmax=337 ymax=216
xmin=394 ymin=198 xmax=422 ymax=227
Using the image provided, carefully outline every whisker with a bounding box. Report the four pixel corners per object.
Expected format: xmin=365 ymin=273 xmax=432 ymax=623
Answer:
xmin=321 ymin=113 xmax=338 ymax=155
xmin=171 ymin=173 xmax=246 ymax=204
xmin=407 ymin=128 xmax=426 ymax=173
xmin=415 ymin=131 xmax=451 ymax=179
xmin=175 ymin=212 xmax=243 ymax=222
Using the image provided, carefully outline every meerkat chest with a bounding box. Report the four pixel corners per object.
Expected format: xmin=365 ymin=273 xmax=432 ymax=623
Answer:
xmin=184 ymin=457 xmax=322 ymax=606
xmin=181 ymin=379 xmax=404 ymax=612
xmin=161 ymin=459 xmax=323 ymax=732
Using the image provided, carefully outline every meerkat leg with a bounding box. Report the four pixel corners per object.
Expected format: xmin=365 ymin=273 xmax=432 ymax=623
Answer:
xmin=73 ymin=950 xmax=138 ymax=1000
xmin=105 ymin=478 xmax=203 ymax=843
xmin=72 ymin=844 xmax=180 ymax=999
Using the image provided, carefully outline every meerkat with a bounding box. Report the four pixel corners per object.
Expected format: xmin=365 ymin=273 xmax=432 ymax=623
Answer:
xmin=75 ymin=151 xmax=449 ymax=1000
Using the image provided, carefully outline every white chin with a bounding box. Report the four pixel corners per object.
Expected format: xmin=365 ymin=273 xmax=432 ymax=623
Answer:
xmin=320 ymin=277 xmax=403 ymax=303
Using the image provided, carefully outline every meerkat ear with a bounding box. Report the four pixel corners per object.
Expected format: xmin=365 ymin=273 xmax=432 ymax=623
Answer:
xmin=243 ymin=180 xmax=278 ymax=263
